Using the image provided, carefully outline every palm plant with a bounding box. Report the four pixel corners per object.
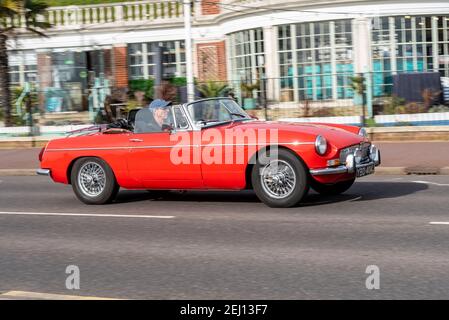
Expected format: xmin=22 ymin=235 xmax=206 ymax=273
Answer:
xmin=197 ymin=81 xmax=229 ymax=98
xmin=0 ymin=0 xmax=51 ymax=126
xmin=350 ymin=74 xmax=366 ymax=125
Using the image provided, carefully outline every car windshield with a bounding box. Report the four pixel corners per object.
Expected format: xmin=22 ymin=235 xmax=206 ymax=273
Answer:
xmin=186 ymin=98 xmax=251 ymax=128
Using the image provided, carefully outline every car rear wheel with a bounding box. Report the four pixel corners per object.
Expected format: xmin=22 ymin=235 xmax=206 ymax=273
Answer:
xmin=252 ymin=149 xmax=309 ymax=208
xmin=310 ymin=178 xmax=355 ymax=195
xmin=71 ymin=157 xmax=119 ymax=205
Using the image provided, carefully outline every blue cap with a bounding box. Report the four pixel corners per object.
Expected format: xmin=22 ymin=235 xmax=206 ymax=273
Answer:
xmin=148 ymin=99 xmax=172 ymax=110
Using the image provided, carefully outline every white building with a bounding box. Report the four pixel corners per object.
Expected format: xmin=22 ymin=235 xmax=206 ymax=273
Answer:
xmin=7 ymin=0 xmax=449 ymax=112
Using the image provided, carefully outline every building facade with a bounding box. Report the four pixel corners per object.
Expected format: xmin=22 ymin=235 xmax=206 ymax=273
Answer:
xmin=6 ymin=0 xmax=449 ymax=112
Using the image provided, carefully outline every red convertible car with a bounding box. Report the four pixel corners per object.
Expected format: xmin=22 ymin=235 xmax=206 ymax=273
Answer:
xmin=37 ymin=98 xmax=380 ymax=208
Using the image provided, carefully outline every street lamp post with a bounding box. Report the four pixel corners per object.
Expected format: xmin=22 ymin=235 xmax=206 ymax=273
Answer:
xmin=184 ymin=0 xmax=195 ymax=102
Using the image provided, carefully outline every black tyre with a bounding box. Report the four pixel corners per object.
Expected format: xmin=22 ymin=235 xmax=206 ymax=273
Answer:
xmin=251 ymin=149 xmax=309 ymax=208
xmin=71 ymin=157 xmax=119 ymax=205
xmin=310 ymin=177 xmax=355 ymax=195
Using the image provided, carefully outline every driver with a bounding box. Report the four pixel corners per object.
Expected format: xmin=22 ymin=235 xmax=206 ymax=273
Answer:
xmin=146 ymin=99 xmax=172 ymax=132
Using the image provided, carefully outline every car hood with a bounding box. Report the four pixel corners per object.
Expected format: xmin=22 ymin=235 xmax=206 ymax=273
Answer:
xmin=229 ymin=120 xmax=366 ymax=149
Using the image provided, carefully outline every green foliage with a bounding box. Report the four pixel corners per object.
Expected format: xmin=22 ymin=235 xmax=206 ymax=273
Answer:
xmin=429 ymin=105 xmax=449 ymax=113
xmin=240 ymin=81 xmax=260 ymax=98
xmin=44 ymin=0 xmax=133 ymax=6
xmin=128 ymin=79 xmax=154 ymax=100
xmin=382 ymin=95 xmax=406 ymax=115
xmin=169 ymin=77 xmax=187 ymax=87
xmin=350 ymin=75 xmax=366 ymax=96
xmin=197 ymin=81 xmax=230 ymax=98
xmin=365 ymin=118 xmax=378 ymax=127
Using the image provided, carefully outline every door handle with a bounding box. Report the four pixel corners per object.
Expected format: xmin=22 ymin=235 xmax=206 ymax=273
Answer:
xmin=129 ymin=138 xmax=144 ymax=142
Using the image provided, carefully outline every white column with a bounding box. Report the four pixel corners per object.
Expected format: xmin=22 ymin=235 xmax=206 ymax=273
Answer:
xmin=330 ymin=21 xmax=338 ymax=100
xmin=432 ymin=16 xmax=439 ymax=72
xmin=389 ymin=17 xmax=397 ymax=74
xmin=353 ymin=17 xmax=372 ymax=75
xmin=263 ymin=26 xmax=278 ymax=102
xmin=184 ymin=0 xmax=194 ymax=102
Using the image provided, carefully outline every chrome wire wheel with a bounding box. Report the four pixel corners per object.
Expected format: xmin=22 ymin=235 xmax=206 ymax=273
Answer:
xmin=77 ymin=162 xmax=106 ymax=197
xmin=260 ymin=159 xmax=297 ymax=199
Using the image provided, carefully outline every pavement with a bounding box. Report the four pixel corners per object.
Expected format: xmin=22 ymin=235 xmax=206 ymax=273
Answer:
xmin=1 ymin=175 xmax=449 ymax=299
xmin=0 ymin=142 xmax=448 ymax=175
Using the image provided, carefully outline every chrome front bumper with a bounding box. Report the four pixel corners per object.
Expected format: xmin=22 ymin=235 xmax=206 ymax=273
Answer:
xmin=36 ymin=169 xmax=51 ymax=176
xmin=310 ymin=145 xmax=381 ymax=176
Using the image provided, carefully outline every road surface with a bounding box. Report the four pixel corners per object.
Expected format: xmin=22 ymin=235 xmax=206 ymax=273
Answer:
xmin=1 ymin=175 xmax=449 ymax=299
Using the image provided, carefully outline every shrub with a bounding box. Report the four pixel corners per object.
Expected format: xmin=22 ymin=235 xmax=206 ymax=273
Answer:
xmin=128 ymin=79 xmax=154 ymax=100
xmin=197 ymin=81 xmax=230 ymax=98
xmin=382 ymin=95 xmax=406 ymax=115
xmin=428 ymin=105 xmax=449 ymax=113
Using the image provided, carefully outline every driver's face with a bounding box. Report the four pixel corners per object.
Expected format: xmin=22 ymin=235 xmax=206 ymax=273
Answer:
xmin=154 ymin=107 xmax=169 ymax=123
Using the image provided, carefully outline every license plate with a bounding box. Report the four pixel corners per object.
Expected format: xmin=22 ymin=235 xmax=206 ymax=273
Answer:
xmin=356 ymin=164 xmax=375 ymax=178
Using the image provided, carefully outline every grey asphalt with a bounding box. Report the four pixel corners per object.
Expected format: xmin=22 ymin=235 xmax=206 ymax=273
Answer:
xmin=1 ymin=175 xmax=449 ymax=299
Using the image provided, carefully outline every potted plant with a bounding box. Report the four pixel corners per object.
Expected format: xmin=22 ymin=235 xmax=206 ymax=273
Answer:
xmin=197 ymin=81 xmax=230 ymax=98
xmin=240 ymin=81 xmax=260 ymax=110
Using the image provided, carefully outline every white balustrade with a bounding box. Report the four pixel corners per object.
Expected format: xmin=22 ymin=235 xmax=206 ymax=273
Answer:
xmin=4 ymin=0 xmax=184 ymax=30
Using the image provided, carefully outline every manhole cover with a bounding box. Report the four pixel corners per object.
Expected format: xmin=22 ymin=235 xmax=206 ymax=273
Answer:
xmin=405 ymin=166 xmax=440 ymax=175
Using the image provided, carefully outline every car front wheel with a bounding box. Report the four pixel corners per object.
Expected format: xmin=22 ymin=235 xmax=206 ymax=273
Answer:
xmin=252 ymin=149 xmax=309 ymax=208
xmin=71 ymin=157 xmax=119 ymax=205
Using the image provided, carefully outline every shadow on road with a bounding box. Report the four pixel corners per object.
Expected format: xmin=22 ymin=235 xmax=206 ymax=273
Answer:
xmin=113 ymin=181 xmax=428 ymax=206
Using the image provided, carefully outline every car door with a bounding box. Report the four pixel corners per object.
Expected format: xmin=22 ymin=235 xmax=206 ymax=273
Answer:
xmin=126 ymin=106 xmax=202 ymax=189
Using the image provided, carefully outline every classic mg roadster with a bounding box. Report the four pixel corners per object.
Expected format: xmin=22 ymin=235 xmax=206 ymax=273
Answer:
xmin=37 ymin=98 xmax=380 ymax=208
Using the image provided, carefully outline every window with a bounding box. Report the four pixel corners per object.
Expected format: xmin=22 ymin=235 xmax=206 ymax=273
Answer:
xmin=173 ymin=106 xmax=190 ymax=130
xmin=8 ymin=51 xmax=38 ymax=87
xmin=128 ymin=40 xmax=186 ymax=80
xmin=371 ymin=15 xmax=449 ymax=97
xmin=228 ymin=28 xmax=265 ymax=100
xmin=277 ymin=20 xmax=354 ymax=102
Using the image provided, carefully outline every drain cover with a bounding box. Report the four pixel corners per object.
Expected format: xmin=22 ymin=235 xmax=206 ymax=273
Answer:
xmin=405 ymin=166 xmax=440 ymax=175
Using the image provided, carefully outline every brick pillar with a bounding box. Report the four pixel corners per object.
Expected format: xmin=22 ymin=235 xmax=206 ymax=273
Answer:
xmin=36 ymin=52 xmax=53 ymax=112
xmin=103 ymin=48 xmax=113 ymax=81
xmin=201 ymin=0 xmax=220 ymax=15
xmin=196 ymin=41 xmax=227 ymax=82
xmin=112 ymin=45 xmax=128 ymax=89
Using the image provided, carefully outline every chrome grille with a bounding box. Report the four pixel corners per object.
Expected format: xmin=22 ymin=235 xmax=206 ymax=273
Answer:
xmin=340 ymin=143 xmax=371 ymax=164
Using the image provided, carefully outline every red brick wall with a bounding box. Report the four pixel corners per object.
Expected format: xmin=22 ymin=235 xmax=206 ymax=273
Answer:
xmin=36 ymin=53 xmax=53 ymax=111
xmin=112 ymin=46 xmax=128 ymax=88
xmin=201 ymin=0 xmax=220 ymax=15
xmin=103 ymin=48 xmax=113 ymax=80
xmin=37 ymin=53 xmax=53 ymax=88
xmin=196 ymin=41 xmax=227 ymax=82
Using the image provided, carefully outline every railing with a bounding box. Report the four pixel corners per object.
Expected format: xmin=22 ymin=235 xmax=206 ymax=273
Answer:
xmin=1 ymin=0 xmax=185 ymax=30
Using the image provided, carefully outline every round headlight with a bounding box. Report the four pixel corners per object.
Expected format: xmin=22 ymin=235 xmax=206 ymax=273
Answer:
xmin=315 ymin=135 xmax=328 ymax=155
xmin=358 ymin=127 xmax=368 ymax=138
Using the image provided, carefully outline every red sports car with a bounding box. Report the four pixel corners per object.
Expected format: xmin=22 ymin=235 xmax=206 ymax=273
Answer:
xmin=37 ymin=98 xmax=380 ymax=208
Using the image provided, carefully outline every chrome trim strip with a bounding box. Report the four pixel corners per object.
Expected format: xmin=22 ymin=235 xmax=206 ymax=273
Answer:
xmin=310 ymin=161 xmax=376 ymax=176
xmin=310 ymin=147 xmax=381 ymax=176
xmin=45 ymin=142 xmax=314 ymax=152
xmin=310 ymin=166 xmax=348 ymax=176
xmin=36 ymin=169 xmax=51 ymax=176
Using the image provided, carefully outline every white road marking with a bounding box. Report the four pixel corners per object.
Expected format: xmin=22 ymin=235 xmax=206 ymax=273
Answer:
xmin=0 ymin=291 xmax=120 ymax=300
xmin=429 ymin=222 xmax=449 ymax=225
xmin=413 ymin=180 xmax=449 ymax=187
xmin=0 ymin=211 xmax=174 ymax=219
